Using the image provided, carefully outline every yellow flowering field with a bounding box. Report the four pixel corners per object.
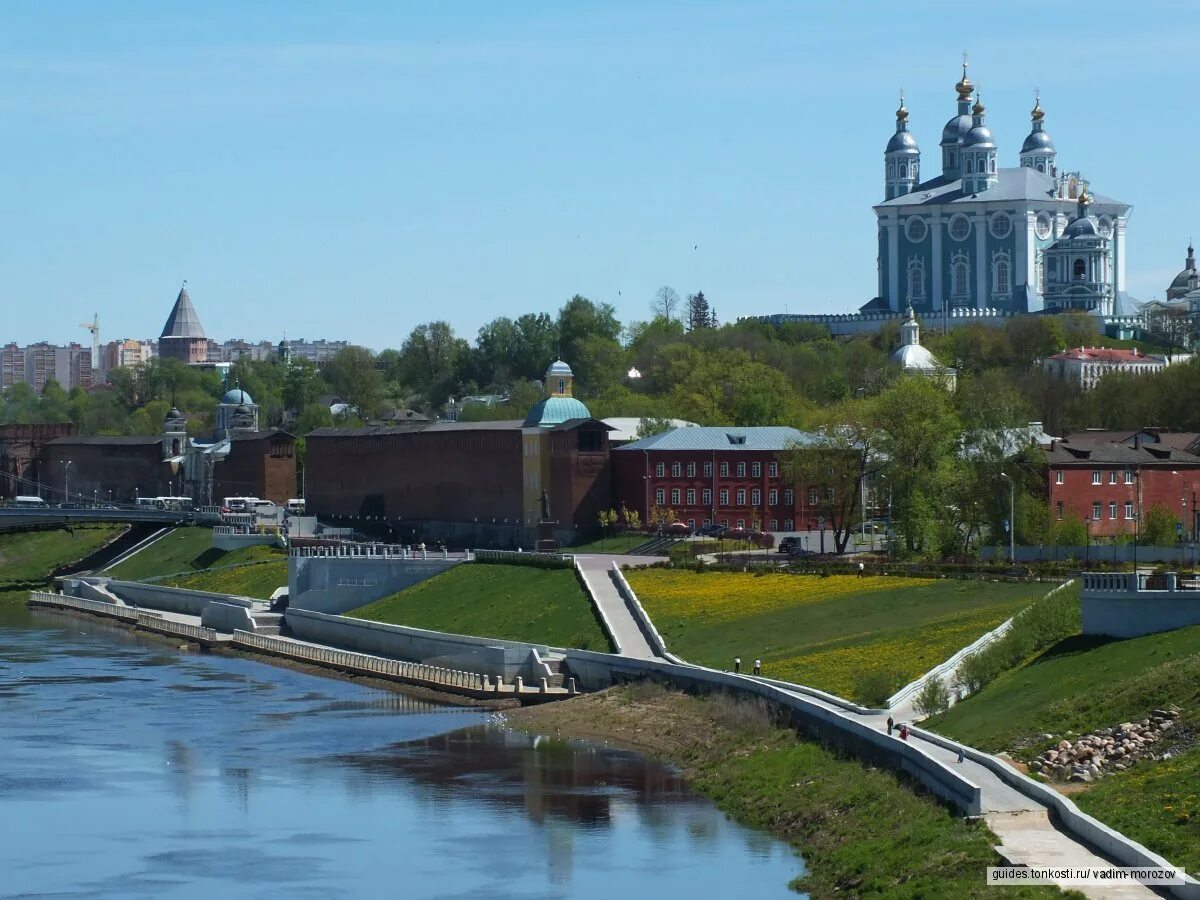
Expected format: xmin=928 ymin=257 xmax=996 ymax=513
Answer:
xmin=626 ymin=568 xmax=1047 ymax=703
xmin=625 ymin=570 xmax=934 ymax=625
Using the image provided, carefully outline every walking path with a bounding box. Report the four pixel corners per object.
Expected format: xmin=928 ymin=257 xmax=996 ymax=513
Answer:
xmin=575 ymin=555 xmax=659 ymax=659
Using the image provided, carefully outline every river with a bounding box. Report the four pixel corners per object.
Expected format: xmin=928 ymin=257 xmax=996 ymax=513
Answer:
xmin=0 ymin=604 xmax=803 ymax=898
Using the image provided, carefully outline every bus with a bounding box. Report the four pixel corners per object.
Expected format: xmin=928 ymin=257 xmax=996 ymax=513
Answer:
xmin=13 ymin=496 xmax=48 ymax=508
xmin=286 ymin=498 xmax=306 ymax=515
xmin=155 ymin=497 xmax=193 ymax=511
xmin=221 ymin=496 xmax=261 ymax=513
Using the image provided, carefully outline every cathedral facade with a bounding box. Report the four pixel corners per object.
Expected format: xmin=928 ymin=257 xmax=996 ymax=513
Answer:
xmin=873 ymin=63 xmax=1133 ymax=318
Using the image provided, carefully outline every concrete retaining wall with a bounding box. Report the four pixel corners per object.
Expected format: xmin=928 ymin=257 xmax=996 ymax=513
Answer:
xmin=283 ymin=607 xmax=546 ymax=681
xmin=200 ymin=601 xmax=259 ymax=632
xmin=213 ymin=529 xmax=283 ymax=552
xmin=100 ymin=579 xmax=260 ymax=617
xmin=1082 ymin=592 xmax=1200 ymax=639
xmin=288 ymin=555 xmax=459 ymax=614
xmin=913 ymin=726 xmax=1200 ymax=898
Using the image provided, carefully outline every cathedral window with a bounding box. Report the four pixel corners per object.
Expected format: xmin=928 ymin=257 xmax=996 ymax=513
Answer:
xmin=898 ymin=162 xmax=907 ymax=178
xmin=1037 ymin=252 xmax=1046 ymax=294
xmin=949 ymin=214 xmax=971 ymax=241
xmin=1035 ymin=213 xmax=1052 ymax=240
xmin=1035 ymin=161 xmax=1045 ymax=173
xmin=905 ymin=217 xmax=927 ymax=242
xmin=888 ymin=162 xmax=895 ymax=179
xmin=989 ymin=157 xmax=995 ymax=173
xmin=1073 ymin=258 xmax=1087 ymax=281
xmin=965 ymin=157 xmax=974 ymax=175
xmin=951 ymin=253 xmax=970 ymax=299
xmin=989 ymin=213 xmax=1012 ymax=239
xmin=907 ymin=259 xmax=925 ymax=300
xmin=992 ymin=254 xmax=1011 ymax=295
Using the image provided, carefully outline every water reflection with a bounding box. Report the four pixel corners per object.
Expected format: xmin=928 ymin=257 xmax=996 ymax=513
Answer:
xmin=0 ymin=603 xmax=804 ymax=898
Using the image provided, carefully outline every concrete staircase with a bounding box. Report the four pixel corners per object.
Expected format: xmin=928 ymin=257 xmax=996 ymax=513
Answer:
xmin=250 ymin=612 xmax=285 ymax=636
xmin=542 ymin=655 xmax=568 ymax=690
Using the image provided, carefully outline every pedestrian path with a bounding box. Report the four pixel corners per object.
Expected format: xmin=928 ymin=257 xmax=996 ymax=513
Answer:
xmin=574 ymin=555 xmax=658 ymax=659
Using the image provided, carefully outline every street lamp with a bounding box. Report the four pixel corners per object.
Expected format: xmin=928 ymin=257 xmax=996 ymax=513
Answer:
xmin=60 ymin=459 xmax=72 ymax=503
xmin=999 ymin=472 xmax=1015 ymax=564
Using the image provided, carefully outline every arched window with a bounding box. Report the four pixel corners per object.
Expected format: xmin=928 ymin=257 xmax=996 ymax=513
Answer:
xmin=887 ymin=162 xmax=895 ymax=179
xmin=1073 ymin=258 xmax=1087 ymax=280
xmin=558 ymin=377 xmax=566 ymax=393
xmin=908 ymin=263 xmax=924 ymax=299
xmin=899 ymin=162 xmax=907 ymax=178
xmin=989 ymin=157 xmax=995 ymax=173
xmin=994 ymin=258 xmax=1010 ymax=294
xmin=171 ymin=438 xmax=181 ymax=455
xmin=953 ymin=262 xmax=969 ymax=297
xmin=1035 ymin=161 xmax=1045 ymax=173
xmin=965 ymin=157 xmax=974 ymax=174
xmin=948 ymin=150 xmax=957 ymax=166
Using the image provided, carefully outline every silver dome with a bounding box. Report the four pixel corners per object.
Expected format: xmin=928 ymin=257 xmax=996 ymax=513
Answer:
xmin=886 ymin=131 xmax=919 ymax=153
xmin=940 ymin=114 xmax=972 ymax=145
xmin=1064 ymin=216 xmax=1100 ymax=239
xmin=961 ymin=125 xmax=995 ymax=149
xmin=1020 ymin=130 xmax=1055 ymax=154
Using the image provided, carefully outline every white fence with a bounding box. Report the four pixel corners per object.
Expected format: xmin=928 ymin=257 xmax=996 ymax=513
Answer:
xmin=29 ymin=591 xmax=219 ymax=643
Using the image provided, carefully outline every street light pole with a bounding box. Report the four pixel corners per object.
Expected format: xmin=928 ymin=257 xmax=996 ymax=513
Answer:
xmin=60 ymin=459 xmax=72 ymax=503
xmin=999 ymin=472 xmax=1014 ymax=564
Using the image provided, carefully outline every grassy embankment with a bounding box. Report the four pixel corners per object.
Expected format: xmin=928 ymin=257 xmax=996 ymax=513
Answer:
xmin=511 ymin=684 xmax=1066 ymax=899
xmin=568 ymin=533 xmax=647 ymax=554
xmin=351 ymin=563 xmax=611 ymax=652
xmin=928 ymin=623 xmax=1200 ymax=876
xmin=105 ymin=527 xmax=287 ymax=601
xmin=667 ymin=538 xmax=760 ymax=562
xmin=626 ymin=569 xmax=1048 ymax=703
xmin=0 ymin=525 xmax=127 ymax=607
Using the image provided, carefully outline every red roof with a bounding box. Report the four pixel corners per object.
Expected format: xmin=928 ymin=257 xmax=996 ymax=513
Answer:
xmin=1048 ymin=347 xmax=1157 ymax=363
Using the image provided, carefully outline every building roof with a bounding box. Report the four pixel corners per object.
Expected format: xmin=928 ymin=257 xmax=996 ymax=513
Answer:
xmin=160 ymin=286 xmax=206 ymax=340
xmin=601 ymin=417 xmax=700 ymax=443
xmin=46 ymin=435 xmax=163 ymax=446
xmin=615 ymin=426 xmax=818 ymax=452
xmin=1064 ymin=429 xmax=1200 ymax=452
xmin=229 ymin=429 xmax=294 ymax=442
xmin=221 ymin=387 xmax=254 ymax=405
xmin=1046 ymin=439 xmax=1200 ymax=467
xmin=523 ymin=395 xmax=592 ymax=428
xmin=875 ymin=167 xmax=1126 ymax=209
xmin=1046 ymin=347 xmax=1163 ymax=364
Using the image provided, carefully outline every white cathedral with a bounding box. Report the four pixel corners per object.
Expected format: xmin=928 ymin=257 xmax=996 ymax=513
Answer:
xmin=870 ymin=62 xmax=1134 ymax=318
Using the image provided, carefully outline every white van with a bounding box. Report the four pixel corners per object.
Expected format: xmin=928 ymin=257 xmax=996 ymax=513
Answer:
xmin=286 ymin=498 xmax=306 ymax=515
xmin=14 ymin=496 xmax=48 ymax=508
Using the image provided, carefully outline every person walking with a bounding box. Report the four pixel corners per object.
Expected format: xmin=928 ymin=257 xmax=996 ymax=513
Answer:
xmin=733 ymin=656 xmax=741 ymax=674
xmin=899 ymin=724 xmax=909 ymax=741
xmin=957 ymin=746 xmax=966 ymax=764
xmin=857 ymin=561 xmax=865 ymax=578
xmin=886 ymin=716 xmax=894 ymax=736
xmin=753 ymin=659 xmax=761 ymax=677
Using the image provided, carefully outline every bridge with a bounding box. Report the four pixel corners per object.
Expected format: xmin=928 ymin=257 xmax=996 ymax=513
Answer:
xmin=0 ymin=506 xmax=223 ymax=532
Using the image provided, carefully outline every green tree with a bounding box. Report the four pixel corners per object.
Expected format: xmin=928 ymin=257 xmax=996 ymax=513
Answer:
xmin=398 ymin=321 xmax=468 ymax=408
xmin=324 ymin=346 xmax=385 ymax=419
xmin=1141 ymin=503 xmax=1180 ymax=546
xmin=686 ymin=291 xmax=712 ymax=332
xmin=556 ymin=295 xmax=621 ymax=389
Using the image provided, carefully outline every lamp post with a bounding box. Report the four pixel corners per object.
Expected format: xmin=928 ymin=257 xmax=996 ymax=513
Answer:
xmin=60 ymin=459 xmax=72 ymax=504
xmin=999 ymin=472 xmax=1014 ymax=564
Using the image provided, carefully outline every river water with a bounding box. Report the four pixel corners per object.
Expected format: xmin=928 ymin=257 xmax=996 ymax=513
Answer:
xmin=0 ymin=604 xmax=803 ymax=898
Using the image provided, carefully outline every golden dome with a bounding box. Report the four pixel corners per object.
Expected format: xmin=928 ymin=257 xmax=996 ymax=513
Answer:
xmin=896 ymin=91 xmax=908 ymax=122
xmin=1031 ymin=92 xmax=1044 ymax=121
xmin=955 ymin=60 xmax=973 ymax=100
xmin=972 ymin=94 xmax=985 ymax=116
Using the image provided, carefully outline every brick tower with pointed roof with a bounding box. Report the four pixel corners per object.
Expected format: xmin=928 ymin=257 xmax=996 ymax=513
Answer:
xmin=159 ymin=283 xmax=208 ymax=363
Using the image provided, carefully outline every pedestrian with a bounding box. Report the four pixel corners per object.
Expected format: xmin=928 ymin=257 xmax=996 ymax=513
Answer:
xmin=957 ymin=746 xmax=965 ymax=764
xmin=857 ymin=561 xmax=865 ymax=578
xmin=753 ymin=658 xmax=761 ymax=676
xmin=899 ymin=724 xmax=909 ymax=741
xmin=734 ymin=656 xmax=741 ymax=674
xmin=887 ymin=716 xmax=894 ymax=736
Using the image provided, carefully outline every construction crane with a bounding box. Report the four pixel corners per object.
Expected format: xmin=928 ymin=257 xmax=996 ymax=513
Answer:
xmin=79 ymin=314 xmax=100 ymax=384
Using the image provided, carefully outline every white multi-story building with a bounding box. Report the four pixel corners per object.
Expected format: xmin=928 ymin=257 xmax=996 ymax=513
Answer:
xmin=1043 ymin=347 xmax=1166 ymax=390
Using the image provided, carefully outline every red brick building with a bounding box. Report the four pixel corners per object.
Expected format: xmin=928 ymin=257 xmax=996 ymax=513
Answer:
xmin=612 ymin=426 xmax=823 ymax=532
xmin=0 ymin=423 xmax=76 ymax=498
xmin=212 ymin=430 xmax=297 ymax=505
xmin=1046 ymin=430 xmax=1200 ymax=538
xmin=40 ymin=436 xmax=178 ymax=503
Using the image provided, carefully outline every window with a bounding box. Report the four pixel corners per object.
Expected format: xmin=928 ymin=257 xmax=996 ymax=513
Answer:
xmin=1092 ymin=470 xmax=1101 ymax=485
xmin=702 ymin=519 xmax=711 ymax=528
xmin=770 ymin=519 xmax=779 ymax=531
xmin=702 ymin=488 xmax=712 ymax=505
xmin=769 ymin=489 xmax=778 ymax=505
xmin=1124 ymin=469 xmax=1134 ymax=485
xmin=557 ymin=378 xmax=565 ymax=394
xmin=1109 ymin=501 xmax=1118 ymax=519
xmin=1056 ymin=501 xmax=1064 ymax=519
xmin=905 ymin=217 xmax=926 ymax=242
xmin=719 ymin=489 xmax=729 ymax=506
xmin=952 ymin=260 xmax=969 ymax=297
xmin=1125 ymin=501 xmax=1134 ymax=519
xmin=826 ymin=487 xmax=836 ymax=502
xmin=686 ymin=462 xmax=696 ymax=477
xmin=736 ymin=519 xmax=746 ymax=530
xmin=1073 ymin=258 xmax=1087 ymax=280
xmin=1055 ymin=471 xmax=1063 ymax=485
xmin=949 ymin=214 xmax=971 ymax=241
xmin=898 ymin=162 xmax=907 ymax=178
xmin=989 ymin=213 xmax=1012 ymax=239
xmin=736 ymin=462 xmax=746 ymax=477
xmin=751 ymin=462 xmax=761 ymax=478
xmin=671 ymin=462 xmax=681 ymax=477
xmin=655 ymin=488 xmax=665 ymax=505
xmin=965 ymin=157 xmax=974 ymax=174
xmin=703 ymin=461 xmax=712 ymax=477
xmin=720 ymin=462 xmax=729 ymax=477
xmin=808 ymin=488 xmax=819 ymax=505
xmin=784 ymin=518 xmax=794 ymax=531
xmin=720 ymin=519 xmax=728 ymax=527
xmin=783 ymin=489 xmax=794 ymax=505
xmin=736 ymin=489 xmax=746 ymax=505
xmin=655 ymin=462 xmax=665 ymax=477
xmin=670 ymin=488 xmax=680 ymax=505
xmin=686 ymin=488 xmax=696 ymax=505
xmin=687 ymin=519 xmax=695 ymax=530
xmin=768 ymin=462 xmax=778 ymax=477
xmin=994 ymin=258 xmax=1010 ymax=294
xmin=1035 ymin=213 xmax=1052 ymax=240
xmin=751 ymin=489 xmax=761 ymax=506
xmin=1092 ymin=502 xmax=1102 ymax=520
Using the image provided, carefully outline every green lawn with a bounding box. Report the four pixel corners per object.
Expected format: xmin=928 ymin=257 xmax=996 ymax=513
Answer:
xmin=667 ymin=538 xmax=759 ymax=561
xmin=568 ymin=533 xmax=648 ymax=554
xmin=160 ymin=560 xmax=289 ymax=600
xmin=627 ymin=569 xmax=1050 ymax=702
xmin=105 ymin=527 xmax=282 ymax=581
xmin=0 ymin=525 xmax=126 ymax=582
xmin=927 ymin=625 xmax=1200 ymax=753
xmin=350 ymin=563 xmax=612 ymax=651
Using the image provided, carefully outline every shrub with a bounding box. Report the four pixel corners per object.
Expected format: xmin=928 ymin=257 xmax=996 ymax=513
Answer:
xmin=913 ymin=678 xmax=951 ymax=717
xmin=852 ymin=666 xmax=905 ymax=707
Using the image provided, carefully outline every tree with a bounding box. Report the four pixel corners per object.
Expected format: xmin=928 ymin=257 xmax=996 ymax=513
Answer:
xmin=636 ymin=417 xmax=674 ymax=439
xmin=283 ymin=358 xmax=325 ymax=413
xmin=650 ymin=286 xmax=680 ymax=322
xmin=619 ymin=505 xmax=641 ymax=532
xmin=687 ymin=291 xmax=712 ymax=332
xmin=324 ymin=346 xmax=385 ymax=419
xmin=597 ymin=508 xmax=618 ymax=549
xmin=1142 ymin=503 xmax=1180 ymax=547
xmin=397 ymin=321 xmax=468 ymax=407
xmin=1059 ymin=311 xmax=1098 ymax=351
xmin=556 ymin=295 xmax=621 ymax=389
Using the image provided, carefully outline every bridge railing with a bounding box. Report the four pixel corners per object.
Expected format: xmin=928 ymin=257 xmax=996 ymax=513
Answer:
xmin=28 ymin=591 xmax=138 ymax=621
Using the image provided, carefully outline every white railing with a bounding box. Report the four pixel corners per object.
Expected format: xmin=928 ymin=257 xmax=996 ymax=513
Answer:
xmin=289 ymin=543 xmax=462 ymax=560
xmin=28 ymin=591 xmax=138 ymax=621
xmin=134 ymin=612 xmax=219 ymax=643
xmin=228 ymin=630 xmax=543 ymax=694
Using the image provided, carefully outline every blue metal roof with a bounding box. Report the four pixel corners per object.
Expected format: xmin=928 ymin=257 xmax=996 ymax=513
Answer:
xmin=875 ymin=168 xmax=1127 ymax=209
xmin=523 ymin=395 xmax=591 ymax=428
xmin=615 ymin=426 xmax=818 ymax=452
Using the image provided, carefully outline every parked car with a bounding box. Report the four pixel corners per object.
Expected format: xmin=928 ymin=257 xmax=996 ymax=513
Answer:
xmin=664 ymin=522 xmax=691 ymax=536
xmin=698 ymin=523 xmax=726 ymax=537
xmin=778 ymin=537 xmax=798 ymax=554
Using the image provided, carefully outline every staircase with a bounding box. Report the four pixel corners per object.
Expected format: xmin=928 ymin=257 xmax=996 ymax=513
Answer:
xmin=626 ymin=536 xmax=682 ymax=556
xmin=541 ymin=655 xmax=568 ymax=690
xmin=250 ymin=612 xmax=285 ymax=636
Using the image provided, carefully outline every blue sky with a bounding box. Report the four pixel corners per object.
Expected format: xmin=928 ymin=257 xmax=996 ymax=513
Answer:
xmin=0 ymin=1 xmax=1194 ymax=350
